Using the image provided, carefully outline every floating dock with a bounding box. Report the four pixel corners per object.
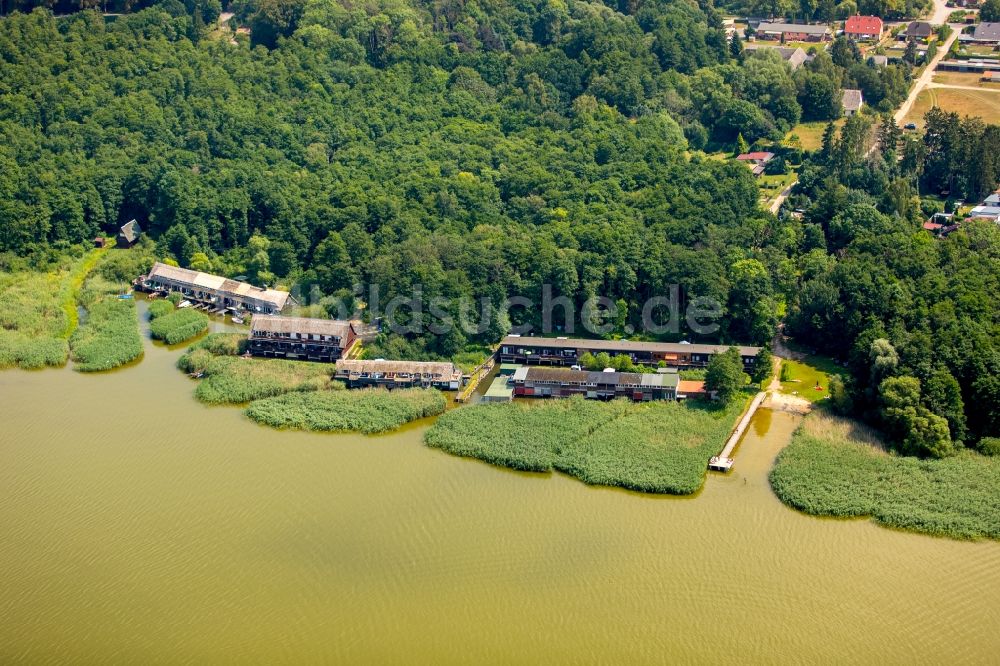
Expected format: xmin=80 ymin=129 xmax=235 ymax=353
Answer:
xmin=709 ymin=391 xmax=766 ymax=472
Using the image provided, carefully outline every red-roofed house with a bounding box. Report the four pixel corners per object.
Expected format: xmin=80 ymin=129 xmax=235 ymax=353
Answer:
xmin=736 ymin=152 xmax=775 ymax=177
xmin=845 ymin=16 xmax=883 ymax=40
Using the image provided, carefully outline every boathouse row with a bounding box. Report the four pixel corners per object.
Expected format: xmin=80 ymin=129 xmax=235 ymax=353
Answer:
xmin=335 ymin=359 xmax=463 ymax=391
xmin=248 ymin=315 xmax=358 ymax=363
xmin=512 ymin=366 xmax=680 ymax=401
xmin=498 ymin=336 xmax=760 ymax=369
xmin=142 ymin=262 xmax=295 ymax=314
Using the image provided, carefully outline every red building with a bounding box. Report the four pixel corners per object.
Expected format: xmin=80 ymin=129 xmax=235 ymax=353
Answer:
xmin=844 ymin=16 xmax=884 ymax=41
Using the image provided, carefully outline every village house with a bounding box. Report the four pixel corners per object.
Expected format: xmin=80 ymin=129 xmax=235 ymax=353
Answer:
xmin=737 ymin=151 xmax=775 ymax=176
xmin=869 ymin=54 xmax=888 ymax=67
xmin=844 ymin=16 xmax=884 ymax=41
xmin=117 ymin=220 xmax=142 ymax=248
xmin=984 ymin=71 xmax=999 ymax=82
xmin=498 ymin=335 xmax=760 ymax=370
xmin=984 ymin=193 xmax=1000 ymax=206
xmin=745 ymin=45 xmax=810 ymax=70
xmin=842 ymin=89 xmax=864 ymax=116
xmin=335 ymin=359 xmax=463 ymax=390
xmin=510 ymin=367 xmax=679 ymax=402
xmin=142 ymin=262 xmax=295 ymax=314
xmin=964 ymin=22 xmax=1000 ymax=44
xmin=968 ymin=205 xmax=1000 ymax=222
xmin=755 ymin=22 xmax=831 ymax=42
xmin=903 ymin=21 xmax=933 ymax=41
xmin=247 ymin=315 xmax=357 ymax=362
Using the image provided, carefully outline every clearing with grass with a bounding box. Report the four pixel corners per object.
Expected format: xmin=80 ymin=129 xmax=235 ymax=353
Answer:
xmin=903 ymin=87 xmax=1000 ymax=128
xmin=246 ymin=388 xmax=447 ymax=434
xmin=425 ymin=396 xmax=748 ymax=494
xmin=770 ymin=411 xmax=1000 ymax=540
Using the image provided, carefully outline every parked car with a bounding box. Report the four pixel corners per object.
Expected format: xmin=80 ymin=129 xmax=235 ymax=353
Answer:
xmin=904 ymin=122 xmax=918 ymax=130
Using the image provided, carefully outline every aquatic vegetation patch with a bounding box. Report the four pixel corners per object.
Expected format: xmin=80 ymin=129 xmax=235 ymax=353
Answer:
xmin=246 ymin=388 xmax=447 ymax=434
xmin=149 ymin=308 xmax=209 ymax=345
xmin=147 ymin=299 xmax=175 ymax=320
xmin=425 ymin=396 xmax=746 ymax=494
xmin=70 ymin=297 xmax=143 ymax=372
xmin=769 ymin=411 xmax=1000 ymax=540
xmin=189 ymin=356 xmax=334 ymax=404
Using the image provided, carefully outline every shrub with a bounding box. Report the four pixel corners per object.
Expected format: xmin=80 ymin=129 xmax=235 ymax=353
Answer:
xmin=149 ymin=308 xmax=208 ymax=345
xmin=70 ymin=297 xmax=143 ymax=371
xmin=978 ymin=437 xmax=1000 ymax=457
xmin=245 ymin=388 xmax=447 ymax=434
xmin=425 ymin=396 xmax=746 ymax=494
xmin=166 ymin=291 xmax=184 ymax=306
xmin=770 ymin=411 xmax=1000 ymax=540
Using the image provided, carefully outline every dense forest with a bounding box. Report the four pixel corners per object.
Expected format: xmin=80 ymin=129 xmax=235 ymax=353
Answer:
xmin=0 ymin=0 xmax=997 ymax=450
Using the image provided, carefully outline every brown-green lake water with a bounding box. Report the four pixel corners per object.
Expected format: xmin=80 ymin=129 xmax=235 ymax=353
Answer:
xmin=1 ymin=308 xmax=999 ymax=663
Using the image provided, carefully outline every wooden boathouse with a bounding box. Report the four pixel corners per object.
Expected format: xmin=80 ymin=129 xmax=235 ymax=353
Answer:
xmin=511 ymin=366 xmax=679 ymax=401
xmin=498 ymin=335 xmax=760 ymax=370
xmin=141 ymin=262 xmax=295 ymax=314
xmin=247 ymin=315 xmax=357 ymax=362
xmin=335 ymin=359 xmax=464 ymax=391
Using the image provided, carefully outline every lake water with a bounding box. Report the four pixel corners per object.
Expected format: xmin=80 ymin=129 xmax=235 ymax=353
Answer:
xmin=2 ymin=308 xmax=999 ymax=663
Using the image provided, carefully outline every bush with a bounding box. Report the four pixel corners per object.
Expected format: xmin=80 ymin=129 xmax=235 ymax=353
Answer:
xmin=245 ymin=388 xmax=447 ymax=434
xmin=70 ymin=297 xmax=143 ymax=371
xmin=770 ymin=411 xmax=1000 ymax=540
xmin=166 ymin=291 xmax=184 ymax=306
xmin=425 ymin=396 xmax=746 ymax=494
xmin=149 ymin=308 xmax=208 ymax=345
xmin=978 ymin=437 xmax=1000 ymax=457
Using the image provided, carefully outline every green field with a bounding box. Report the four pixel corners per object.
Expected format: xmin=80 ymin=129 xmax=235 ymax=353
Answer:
xmin=778 ymin=353 xmax=841 ymax=403
xmin=425 ymin=396 xmax=748 ymax=494
xmin=785 ymin=119 xmax=845 ymax=151
xmin=245 ymin=388 xmax=447 ymax=434
xmin=770 ymin=411 xmax=1000 ymax=540
xmin=904 ymin=86 xmax=1000 ymax=128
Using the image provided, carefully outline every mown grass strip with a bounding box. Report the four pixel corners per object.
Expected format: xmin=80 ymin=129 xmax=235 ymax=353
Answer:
xmin=769 ymin=410 xmax=1000 ymax=540
xmin=425 ymin=396 xmax=746 ymax=494
xmin=246 ymin=388 xmax=447 ymax=434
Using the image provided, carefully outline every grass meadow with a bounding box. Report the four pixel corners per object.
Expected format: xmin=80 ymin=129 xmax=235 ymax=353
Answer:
xmin=770 ymin=411 xmax=1000 ymax=540
xmin=425 ymin=396 xmax=748 ymax=494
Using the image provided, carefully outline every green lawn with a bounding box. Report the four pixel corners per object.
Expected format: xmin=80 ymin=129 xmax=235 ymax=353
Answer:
xmin=778 ymin=352 xmax=842 ymax=403
xmin=785 ymin=119 xmax=845 ymax=151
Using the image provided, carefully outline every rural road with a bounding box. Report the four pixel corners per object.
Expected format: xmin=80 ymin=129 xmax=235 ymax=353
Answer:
xmin=893 ymin=29 xmax=960 ymax=124
xmin=769 ymin=183 xmax=795 ymax=214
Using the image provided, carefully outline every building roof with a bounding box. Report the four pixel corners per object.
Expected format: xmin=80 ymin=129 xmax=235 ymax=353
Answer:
xmin=984 ymin=193 xmax=1000 ymax=205
xmin=147 ymin=262 xmax=292 ymax=310
xmin=757 ymin=22 xmax=831 ymax=36
xmin=745 ymin=45 xmax=809 ymax=69
xmin=842 ymin=88 xmax=864 ymax=111
xmin=870 ymin=54 xmax=888 ymax=66
xmin=677 ymin=380 xmax=707 ymax=394
xmin=973 ymin=22 xmax=1000 ymax=42
xmin=905 ymin=21 xmax=933 ymax=37
xmin=970 ymin=205 xmax=1000 ymax=216
xmin=519 ymin=366 xmax=679 ymax=388
xmin=335 ymin=358 xmax=461 ymax=379
xmin=845 ymin=15 xmax=883 ymax=35
xmin=923 ymin=221 xmax=944 ymax=231
xmin=736 ymin=152 xmax=775 ymax=162
xmin=119 ymin=219 xmax=142 ymax=243
xmin=250 ymin=315 xmax=355 ymax=338
xmin=501 ymin=335 xmax=761 ymax=357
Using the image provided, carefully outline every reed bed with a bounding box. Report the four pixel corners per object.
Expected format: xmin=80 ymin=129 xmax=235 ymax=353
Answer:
xmin=149 ymin=308 xmax=209 ymax=345
xmin=147 ymin=299 xmax=175 ymax=320
xmin=770 ymin=411 xmax=1000 ymax=540
xmin=190 ymin=356 xmax=334 ymax=404
xmin=425 ymin=397 xmax=745 ymax=494
xmin=69 ymin=297 xmax=143 ymax=372
xmin=245 ymin=388 xmax=447 ymax=434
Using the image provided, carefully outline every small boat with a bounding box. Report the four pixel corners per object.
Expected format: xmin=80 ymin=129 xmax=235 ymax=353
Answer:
xmin=178 ymin=300 xmax=192 ymax=308
xmin=232 ymin=314 xmax=244 ymax=325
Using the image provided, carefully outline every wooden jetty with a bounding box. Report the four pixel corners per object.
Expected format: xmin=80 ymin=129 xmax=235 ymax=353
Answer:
xmin=708 ymin=391 xmax=766 ymax=472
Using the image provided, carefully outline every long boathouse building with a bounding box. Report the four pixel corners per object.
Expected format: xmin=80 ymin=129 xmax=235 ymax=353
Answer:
xmin=335 ymin=359 xmax=463 ymax=390
xmin=498 ymin=335 xmax=760 ymax=370
xmin=142 ymin=262 xmax=295 ymax=314
xmin=511 ymin=367 xmax=679 ymax=401
xmin=248 ymin=315 xmax=358 ymax=362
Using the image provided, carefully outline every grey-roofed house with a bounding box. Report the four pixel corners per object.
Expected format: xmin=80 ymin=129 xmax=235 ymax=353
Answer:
xmin=869 ymin=54 xmax=888 ymax=67
xmin=842 ymin=88 xmax=864 ymax=115
xmin=248 ymin=315 xmax=357 ymax=362
xmin=117 ymin=220 xmax=142 ymax=248
xmin=904 ymin=21 xmax=933 ymax=40
xmin=334 ymin=359 xmax=463 ymax=390
xmin=745 ymin=45 xmax=810 ymax=70
xmin=969 ymin=22 xmax=1000 ymax=43
xmin=755 ymin=22 xmax=831 ymax=42
xmin=511 ymin=367 xmax=679 ymax=402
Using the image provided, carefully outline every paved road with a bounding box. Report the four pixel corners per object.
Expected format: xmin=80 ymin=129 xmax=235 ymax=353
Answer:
xmin=894 ymin=29 xmax=960 ymax=124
